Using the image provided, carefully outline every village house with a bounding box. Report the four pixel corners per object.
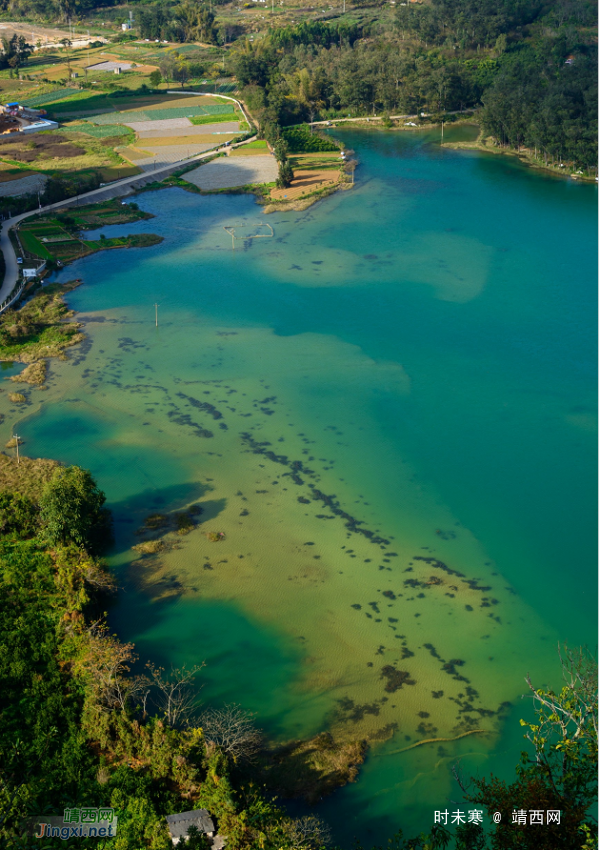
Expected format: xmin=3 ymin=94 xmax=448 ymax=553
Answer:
xmin=165 ymin=810 xmax=226 ymax=848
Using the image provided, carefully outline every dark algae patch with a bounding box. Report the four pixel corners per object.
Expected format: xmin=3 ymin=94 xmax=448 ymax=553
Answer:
xmin=240 ymin=430 xmax=390 ymax=544
xmin=380 ymin=666 xmax=416 ymax=692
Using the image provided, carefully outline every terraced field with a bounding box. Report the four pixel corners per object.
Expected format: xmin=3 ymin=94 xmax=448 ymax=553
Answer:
xmin=58 ymin=92 xmax=246 ymax=171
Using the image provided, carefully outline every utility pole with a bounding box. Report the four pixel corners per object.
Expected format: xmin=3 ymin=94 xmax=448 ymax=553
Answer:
xmin=154 ymin=303 xmax=159 ymax=326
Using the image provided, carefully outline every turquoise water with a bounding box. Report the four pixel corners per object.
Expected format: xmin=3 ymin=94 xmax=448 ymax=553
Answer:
xmin=5 ymin=128 xmax=597 ymax=844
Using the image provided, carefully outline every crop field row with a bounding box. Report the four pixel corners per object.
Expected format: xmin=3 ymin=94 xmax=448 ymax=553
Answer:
xmin=58 ymin=124 xmax=134 ymax=139
xmin=90 ymin=105 xmax=234 ymax=124
xmin=22 ymin=88 xmax=82 ymax=107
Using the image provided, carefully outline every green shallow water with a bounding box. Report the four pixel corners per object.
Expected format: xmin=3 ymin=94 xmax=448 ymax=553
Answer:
xmin=3 ymin=128 xmax=596 ymax=844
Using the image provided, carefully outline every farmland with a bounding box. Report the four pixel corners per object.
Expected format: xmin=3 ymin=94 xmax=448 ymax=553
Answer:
xmin=0 ymin=84 xmax=248 ymax=212
xmin=15 ymin=199 xmax=162 ymax=265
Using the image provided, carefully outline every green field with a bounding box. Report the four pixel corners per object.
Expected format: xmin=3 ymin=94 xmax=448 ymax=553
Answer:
xmin=18 ymin=230 xmax=55 ymax=260
xmin=22 ymin=88 xmax=82 ymax=107
xmin=189 ymin=111 xmax=239 ymax=126
xmin=90 ymin=104 xmax=235 ymax=124
xmin=58 ymin=123 xmax=134 ymax=139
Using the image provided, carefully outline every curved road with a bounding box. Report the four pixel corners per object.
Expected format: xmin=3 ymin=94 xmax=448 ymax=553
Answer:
xmin=0 ymin=133 xmax=257 ymax=308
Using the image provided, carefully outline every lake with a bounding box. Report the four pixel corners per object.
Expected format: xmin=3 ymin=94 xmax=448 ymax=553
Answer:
xmin=6 ymin=127 xmax=597 ymax=845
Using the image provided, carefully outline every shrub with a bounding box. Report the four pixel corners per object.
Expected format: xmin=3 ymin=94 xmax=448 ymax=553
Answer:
xmin=281 ymin=124 xmax=338 ymax=153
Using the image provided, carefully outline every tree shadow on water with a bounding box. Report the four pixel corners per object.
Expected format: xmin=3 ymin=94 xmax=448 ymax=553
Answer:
xmin=104 ymin=481 xmax=228 ymax=641
xmin=108 ymin=481 xmax=224 ymax=546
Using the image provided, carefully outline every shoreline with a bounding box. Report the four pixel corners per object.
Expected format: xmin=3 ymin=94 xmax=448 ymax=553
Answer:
xmin=0 ymin=129 xmax=580 ymax=821
xmin=313 ymin=116 xmax=596 ymax=183
xmin=441 ymin=129 xmax=598 ymax=183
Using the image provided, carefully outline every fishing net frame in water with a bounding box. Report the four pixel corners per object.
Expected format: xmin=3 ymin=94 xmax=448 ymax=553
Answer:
xmin=223 ymin=222 xmax=274 ymax=250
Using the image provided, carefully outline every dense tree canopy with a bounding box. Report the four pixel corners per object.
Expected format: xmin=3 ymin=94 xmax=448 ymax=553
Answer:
xmin=223 ymin=0 xmax=597 ymax=168
xmin=39 ymin=465 xmax=112 ymax=555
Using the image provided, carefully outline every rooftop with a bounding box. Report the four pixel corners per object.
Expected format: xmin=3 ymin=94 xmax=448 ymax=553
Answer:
xmin=165 ymin=810 xmax=215 ymax=841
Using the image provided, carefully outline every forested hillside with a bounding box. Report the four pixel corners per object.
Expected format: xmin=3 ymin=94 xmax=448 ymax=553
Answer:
xmin=0 ymin=0 xmax=595 ymax=169
xmin=232 ymin=0 xmax=596 ymax=168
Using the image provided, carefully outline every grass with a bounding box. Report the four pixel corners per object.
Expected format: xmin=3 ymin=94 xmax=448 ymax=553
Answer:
xmin=97 ymin=164 xmax=141 ymax=180
xmin=9 ymin=360 xmax=47 ymax=385
xmin=18 ymin=202 xmax=159 ymax=266
xmin=18 ymin=231 xmax=54 ymax=260
xmin=81 ymin=233 xmax=163 ymax=253
xmin=0 ymin=281 xmax=84 ymax=364
xmin=188 ymin=112 xmax=239 ymax=125
xmin=230 ymin=140 xmax=269 ymax=156
xmin=92 ymin=105 xmax=232 ymax=123
xmin=289 ymin=155 xmax=341 ymax=170
xmin=46 ymin=92 xmax=117 ymax=117
xmin=59 ymin=123 xmax=134 ymax=139
xmin=0 ymin=452 xmax=60 ymax=501
xmin=238 ymin=139 xmax=268 ymax=149
xmin=21 ymin=88 xmax=82 ymax=107
xmin=65 ymin=200 xmax=153 ymax=226
xmin=0 ymin=128 xmax=129 ymax=178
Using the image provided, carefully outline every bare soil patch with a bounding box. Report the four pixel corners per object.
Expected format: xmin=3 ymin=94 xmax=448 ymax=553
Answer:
xmin=0 ymin=137 xmax=85 ymax=162
xmin=270 ymin=168 xmax=339 ymax=200
xmin=143 ymin=134 xmax=235 ymax=147
xmin=184 ymin=154 xmax=278 ymax=189
xmin=0 ymin=166 xmax=39 ymax=184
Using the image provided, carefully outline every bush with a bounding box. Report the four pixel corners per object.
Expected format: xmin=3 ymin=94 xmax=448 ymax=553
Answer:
xmin=0 ymin=491 xmax=38 ymax=538
xmin=281 ymin=124 xmax=338 ymax=153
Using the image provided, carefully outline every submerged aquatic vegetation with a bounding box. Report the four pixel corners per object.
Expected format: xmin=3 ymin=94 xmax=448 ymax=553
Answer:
xmin=206 ymin=531 xmax=225 ymax=542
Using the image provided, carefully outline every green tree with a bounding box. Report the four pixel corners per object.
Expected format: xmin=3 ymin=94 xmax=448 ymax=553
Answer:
xmin=38 ymin=466 xmax=112 ymax=555
xmin=276 ymin=160 xmax=294 ymax=188
xmin=0 ymin=35 xmax=33 ymax=70
xmin=174 ymin=57 xmax=191 ymax=87
xmin=462 ymin=647 xmax=598 ymax=850
xmin=0 ymin=492 xmax=37 ymax=539
xmin=273 ymin=138 xmax=289 ymax=163
xmin=149 ymin=69 xmax=163 ymax=88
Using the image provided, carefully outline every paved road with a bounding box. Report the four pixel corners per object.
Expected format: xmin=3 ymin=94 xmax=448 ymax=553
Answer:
xmin=309 ymin=108 xmax=477 ymax=127
xmin=0 ymin=135 xmax=257 ymax=307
